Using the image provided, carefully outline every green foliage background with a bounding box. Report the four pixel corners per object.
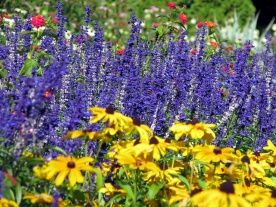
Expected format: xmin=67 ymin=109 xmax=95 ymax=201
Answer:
xmin=0 ymin=0 xmax=256 ymax=44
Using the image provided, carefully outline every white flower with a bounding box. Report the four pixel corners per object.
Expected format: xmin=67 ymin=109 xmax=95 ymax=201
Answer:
xmin=272 ymin=24 xmax=276 ymax=31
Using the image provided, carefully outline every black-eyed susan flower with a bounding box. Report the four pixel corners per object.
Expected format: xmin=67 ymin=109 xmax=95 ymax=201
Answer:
xmin=191 ymin=180 xmax=251 ymax=207
xmin=132 ymin=136 xmax=178 ymax=161
xmin=115 ymin=150 xmax=159 ymax=171
xmin=99 ymin=183 xmax=126 ymax=197
xmin=89 ymin=105 xmax=130 ymax=127
xmin=263 ymin=139 xmax=276 ymax=156
xmin=63 ymin=129 xmax=110 ymax=142
xmin=43 ymin=156 xmax=93 ymax=186
xmin=0 ymin=198 xmax=18 ymax=207
xmin=124 ymin=117 xmax=153 ymax=141
xmin=255 ymin=189 xmax=276 ymax=207
xmin=170 ymin=118 xmax=216 ymax=142
xmin=23 ymin=193 xmax=65 ymax=206
xmin=33 ymin=165 xmax=49 ymax=179
xmin=193 ymin=145 xmax=236 ymax=163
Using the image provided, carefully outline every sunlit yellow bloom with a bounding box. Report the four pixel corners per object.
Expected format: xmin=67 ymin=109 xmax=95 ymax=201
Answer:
xmin=33 ymin=165 xmax=49 ymax=179
xmin=115 ymin=150 xmax=158 ymax=171
xmin=191 ymin=180 xmax=251 ymax=207
xmin=144 ymin=165 xmax=181 ymax=182
xmin=132 ymin=136 xmax=178 ymax=161
xmin=44 ymin=156 xmax=93 ymax=186
xmin=23 ymin=193 xmax=65 ymax=206
xmin=99 ymin=183 xmax=126 ymax=197
xmin=0 ymin=198 xmax=18 ymax=207
xmin=89 ymin=106 xmax=130 ymax=127
xmin=255 ymin=189 xmax=276 ymax=207
xmin=124 ymin=117 xmax=153 ymax=141
xmin=170 ymin=118 xmax=216 ymax=142
xmin=193 ymin=145 xmax=235 ymax=163
xmin=168 ymin=186 xmax=190 ymax=206
xmin=263 ymin=140 xmax=276 ymax=156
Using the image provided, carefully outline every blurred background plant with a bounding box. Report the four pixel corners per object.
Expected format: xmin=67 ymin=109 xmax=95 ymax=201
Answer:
xmin=0 ymin=0 xmax=275 ymax=46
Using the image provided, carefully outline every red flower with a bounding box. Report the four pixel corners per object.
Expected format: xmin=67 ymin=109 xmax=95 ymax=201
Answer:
xmin=222 ymin=66 xmax=227 ymax=71
xmin=2 ymin=14 xmax=10 ymax=18
xmin=190 ymin=49 xmax=198 ymax=55
xmin=167 ymin=2 xmax=176 ymax=9
xmin=226 ymin=46 xmax=233 ymax=52
xmin=31 ymin=15 xmax=45 ymax=28
xmin=52 ymin=17 xmax=58 ymax=24
xmin=49 ymin=12 xmax=56 ymax=17
xmin=197 ymin=22 xmax=207 ymax=28
xmin=209 ymin=41 xmax=219 ymax=49
xmin=179 ymin=14 xmax=187 ymax=24
xmin=152 ymin=23 xmax=159 ymax=28
xmin=117 ymin=49 xmax=125 ymax=55
xmin=0 ymin=17 xmax=2 ymax=21
xmin=44 ymin=91 xmax=51 ymax=98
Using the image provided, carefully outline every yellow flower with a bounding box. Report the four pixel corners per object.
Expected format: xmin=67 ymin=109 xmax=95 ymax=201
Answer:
xmin=89 ymin=106 xmax=130 ymax=127
xmin=99 ymin=183 xmax=126 ymax=197
xmin=33 ymin=165 xmax=48 ymax=179
xmin=193 ymin=145 xmax=235 ymax=163
xmin=132 ymin=136 xmax=178 ymax=161
xmin=168 ymin=186 xmax=190 ymax=206
xmin=43 ymin=156 xmax=93 ymax=186
xmin=263 ymin=139 xmax=276 ymax=156
xmin=255 ymin=189 xmax=276 ymax=207
xmin=191 ymin=180 xmax=251 ymax=207
xmin=124 ymin=117 xmax=153 ymax=141
xmin=0 ymin=198 xmax=18 ymax=207
xmin=23 ymin=193 xmax=65 ymax=206
xmin=115 ymin=150 xmax=158 ymax=171
xmin=63 ymin=130 xmax=104 ymax=141
xmin=170 ymin=118 xmax=216 ymax=142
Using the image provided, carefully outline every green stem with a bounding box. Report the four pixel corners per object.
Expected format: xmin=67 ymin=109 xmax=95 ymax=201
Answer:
xmin=189 ymin=154 xmax=195 ymax=193
xmin=92 ymin=139 xmax=104 ymax=167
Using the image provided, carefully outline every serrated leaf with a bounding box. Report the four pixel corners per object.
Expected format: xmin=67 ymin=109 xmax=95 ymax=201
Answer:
xmin=147 ymin=182 xmax=164 ymax=200
xmin=170 ymin=173 xmax=190 ymax=192
xmin=93 ymin=168 xmax=103 ymax=192
xmin=19 ymin=59 xmax=39 ymax=76
xmin=15 ymin=183 xmax=22 ymax=204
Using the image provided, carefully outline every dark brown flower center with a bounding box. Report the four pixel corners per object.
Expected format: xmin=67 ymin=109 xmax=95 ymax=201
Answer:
xmin=213 ymin=147 xmax=222 ymax=154
xmin=133 ymin=118 xmax=141 ymax=126
xmin=272 ymin=189 xmax=276 ymax=198
xmin=67 ymin=161 xmax=76 ymax=168
xmin=187 ymin=118 xmax=200 ymax=125
xmin=134 ymin=138 xmax=140 ymax=146
xmin=164 ymin=138 xmax=171 ymax=143
xmin=241 ymin=155 xmax=250 ymax=164
xmin=253 ymin=151 xmax=260 ymax=157
xmin=105 ymin=105 xmax=115 ymax=114
xmin=190 ymin=188 xmax=202 ymax=197
xmin=244 ymin=178 xmax=250 ymax=187
xmin=219 ymin=180 xmax=235 ymax=194
xmin=85 ymin=203 xmax=92 ymax=207
xmin=150 ymin=136 xmax=159 ymax=145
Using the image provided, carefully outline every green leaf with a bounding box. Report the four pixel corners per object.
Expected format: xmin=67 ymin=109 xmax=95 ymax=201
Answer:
xmin=118 ymin=182 xmax=135 ymax=201
xmin=155 ymin=26 xmax=163 ymax=37
xmin=42 ymin=146 xmax=67 ymax=156
xmin=20 ymin=31 xmax=37 ymax=37
xmin=19 ymin=59 xmax=39 ymax=76
xmin=271 ymin=176 xmax=276 ymax=185
xmin=147 ymin=182 xmax=164 ymax=200
xmin=93 ymin=168 xmax=103 ymax=192
xmin=15 ymin=183 xmax=22 ymax=204
xmin=3 ymin=188 xmax=15 ymax=201
xmin=197 ymin=178 xmax=206 ymax=190
xmin=170 ymin=173 xmax=190 ymax=192
xmin=0 ymin=69 xmax=8 ymax=78
xmin=105 ymin=194 xmax=123 ymax=207
xmin=0 ymin=34 xmax=6 ymax=45
xmin=72 ymin=190 xmax=85 ymax=202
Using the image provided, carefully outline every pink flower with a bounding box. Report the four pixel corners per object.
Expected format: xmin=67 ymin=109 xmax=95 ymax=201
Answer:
xmin=117 ymin=49 xmax=125 ymax=55
xmin=167 ymin=2 xmax=176 ymax=9
xmin=179 ymin=14 xmax=187 ymax=24
xmin=52 ymin=17 xmax=58 ymax=24
xmin=197 ymin=22 xmax=207 ymax=28
xmin=31 ymin=15 xmax=45 ymax=28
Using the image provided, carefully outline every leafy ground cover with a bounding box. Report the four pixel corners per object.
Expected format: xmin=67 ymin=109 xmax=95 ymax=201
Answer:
xmin=0 ymin=1 xmax=276 ymax=207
